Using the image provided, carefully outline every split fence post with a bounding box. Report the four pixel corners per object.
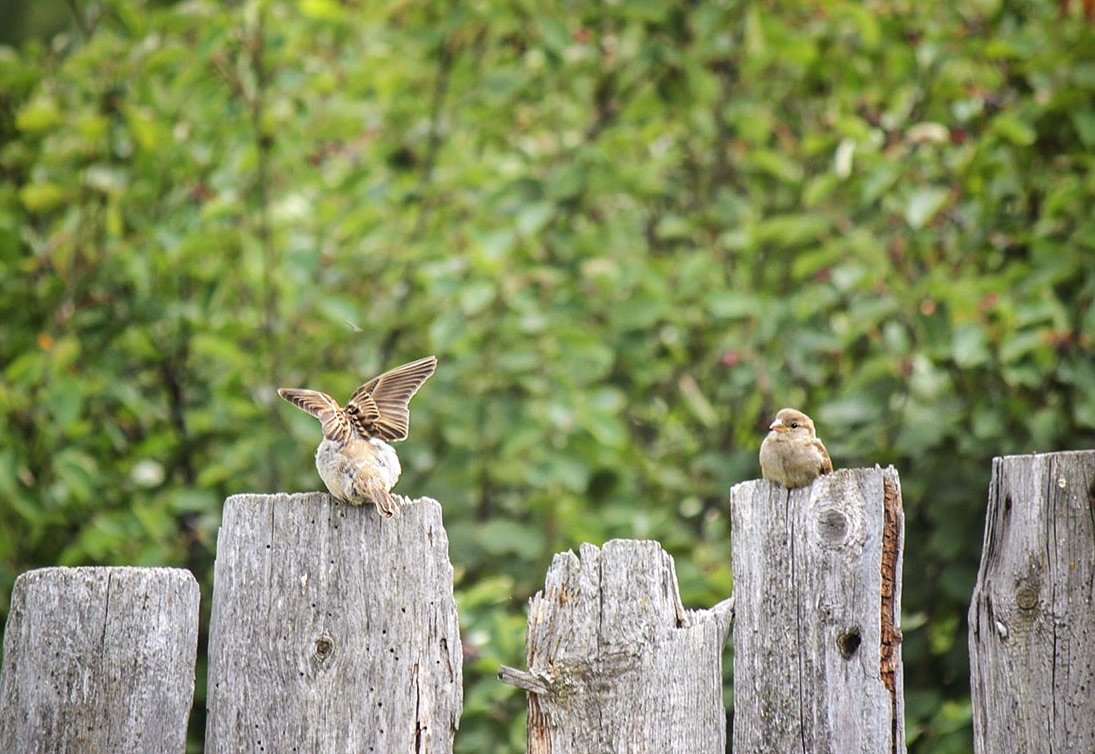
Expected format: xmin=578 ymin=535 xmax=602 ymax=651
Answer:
xmin=499 ymin=539 xmax=734 ymax=753
xmin=730 ymin=466 xmax=906 ymax=753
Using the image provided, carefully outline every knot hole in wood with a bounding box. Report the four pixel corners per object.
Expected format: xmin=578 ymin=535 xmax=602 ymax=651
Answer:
xmin=805 ymin=470 xmax=868 ymax=554
xmin=816 ymin=508 xmax=848 ymax=544
xmin=837 ymin=626 xmax=862 ymax=659
xmin=1015 ymin=584 xmax=1039 ymax=611
xmin=314 ymin=634 xmax=334 ymax=660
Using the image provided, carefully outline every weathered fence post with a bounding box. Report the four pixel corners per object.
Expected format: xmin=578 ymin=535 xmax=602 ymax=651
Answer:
xmin=498 ymin=539 xmax=734 ymax=753
xmin=0 ymin=567 xmax=200 ymax=754
xmin=730 ymin=467 xmax=905 ymax=753
xmin=205 ymin=492 xmax=462 ymax=753
xmin=968 ymin=450 xmax=1095 ymax=753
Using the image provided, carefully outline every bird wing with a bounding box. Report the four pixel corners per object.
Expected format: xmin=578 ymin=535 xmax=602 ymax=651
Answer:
xmin=278 ymin=388 xmax=351 ymax=443
xmin=346 ymin=355 xmax=438 ymax=441
xmin=815 ymin=438 xmax=834 ymax=475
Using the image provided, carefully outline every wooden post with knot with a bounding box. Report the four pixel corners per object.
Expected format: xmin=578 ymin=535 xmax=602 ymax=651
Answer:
xmin=498 ymin=539 xmax=735 ymax=753
xmin=969 ymin=451 xmax=1095 ymax=753
xmin=730 ymin=467 xmax=906 ymax=753
xmin=0 ymin=567 xmax=199 ymax=754
xmin=204 ymin=493 xmax=463 ymax=754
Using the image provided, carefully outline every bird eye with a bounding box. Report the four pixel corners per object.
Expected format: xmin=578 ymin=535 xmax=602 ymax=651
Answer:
xmin=790 ymin=422 xmax=799 ymax=429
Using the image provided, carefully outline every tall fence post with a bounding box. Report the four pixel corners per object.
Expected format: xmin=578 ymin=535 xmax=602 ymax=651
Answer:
xmin=498 ymin=539 xmax=734 ymax=753
xmin=730 ymin=466 xmax=906 ymax=753
xmin=968 ymin=451 xmax=1095 ymax=753
xmin=0 ymin=567 xmax=199 ymax=754
xmin=204 ymin=492 xmax=462 ymax=754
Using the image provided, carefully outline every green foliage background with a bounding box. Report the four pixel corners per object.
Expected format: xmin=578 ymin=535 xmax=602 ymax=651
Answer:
xmin=2 ymin=1 xmax=1094 ymax=751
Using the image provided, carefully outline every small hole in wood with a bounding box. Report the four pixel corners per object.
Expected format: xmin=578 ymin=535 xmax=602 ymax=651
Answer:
xmin=837 ymin=627 xmax=862 ymax=659
xmin=314 ymin=635 xmax=334 ymax=659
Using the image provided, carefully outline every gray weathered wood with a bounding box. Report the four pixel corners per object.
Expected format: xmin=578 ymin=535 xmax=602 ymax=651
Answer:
xmin=0 ymin=567 xmax=200 ymax=754
xmin=969 ymin=451 xmax=1095 ymax=754
xmin=730 ymin=467 xmax=905 ymax=754
xmin=205 ymin=493 xmax=462 ymax=754
xmin=499 ymin=539 xmax=734 ymax=754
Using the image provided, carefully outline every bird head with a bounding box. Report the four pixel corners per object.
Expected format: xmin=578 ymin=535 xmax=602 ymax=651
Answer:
xmin=768 ymin=408 xmax=816 ymax=437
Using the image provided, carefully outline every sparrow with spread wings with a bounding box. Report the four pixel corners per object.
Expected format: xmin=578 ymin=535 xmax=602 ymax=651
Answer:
xmin=759 ymin=407 xmax=834 ymax=489
xmin=278 ymin=355 xmax=437 ymax=517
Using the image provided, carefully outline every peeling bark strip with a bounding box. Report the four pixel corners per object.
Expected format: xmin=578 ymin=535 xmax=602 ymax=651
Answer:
xmin=205 ymin=493 xmax=462 ymax=754
xmin=880 ymin=470 xmax=905 ymax=746
xmin=730 ymin=467 xmax=906 ymax=754
xmin=969 ymin=451 xmax=1095 ymax=754
xmin=499 ymin=540 xmax=734 ymax=754
xmin=0 ymin=567 xmax=199 ymax=754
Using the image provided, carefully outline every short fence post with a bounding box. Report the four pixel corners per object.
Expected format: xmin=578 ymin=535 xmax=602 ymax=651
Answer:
xmin=730 ymin=467 xmax=906 ymax=753
xmin=969 ymin=451 xmax=1095 ymax=753
xmin=0 ymin=567 xmax=200 ymax=754
xmin=204 ymin=493 xmax=462 ymax=754
xmin=498 ymin=539 xmax=734 ymax=754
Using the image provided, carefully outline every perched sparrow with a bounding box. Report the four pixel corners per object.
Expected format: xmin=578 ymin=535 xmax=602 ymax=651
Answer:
xmin=278 ymin=356 xmax=437 ymax=517
xmin=759 ymin=407 xmax=834 ymax=489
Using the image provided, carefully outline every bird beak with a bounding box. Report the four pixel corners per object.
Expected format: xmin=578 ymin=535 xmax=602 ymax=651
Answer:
xmin=769 ymin=418 xmax=789 ymax=432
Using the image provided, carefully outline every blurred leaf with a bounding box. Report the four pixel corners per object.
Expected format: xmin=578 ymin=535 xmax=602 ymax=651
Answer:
xmin=15 ymin=96 xmax=62 ymax=132
xmin=19 ymin=182 xmax=66 ymax=212
xmin=478 ymin=520 xmax=545 ymax=557
xmin=991 ymin=113 xmax=1036 ymax=146
xmin=951 ymin=323 xmax=990 ymax=368
xmin=906 ymin=187 xmax=949 ymax=229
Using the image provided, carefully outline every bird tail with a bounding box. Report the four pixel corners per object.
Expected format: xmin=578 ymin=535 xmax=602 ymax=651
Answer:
xmin=365 ymin=482 xmax=398 ymax=518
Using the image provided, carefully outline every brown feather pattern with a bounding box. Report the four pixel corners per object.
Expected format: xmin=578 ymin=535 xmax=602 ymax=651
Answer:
xmin=279 ymin=355 xmax=437 ymax=443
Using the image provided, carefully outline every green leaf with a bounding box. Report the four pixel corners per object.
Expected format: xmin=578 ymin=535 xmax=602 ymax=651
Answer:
xmin=952 ymin=323 xmax=991 ymax=368
xmin=19 ymin=182 xmax=66 ymax=212
xmin=991 ymin=114 xmax=1036 ymax=146
xmin=15 ymin=96 xmax=62 ymax=133
xmin=905 ymin=187 xmax=949 ymax=228
xmin=299 ymin=0 xmax=346 ymax=22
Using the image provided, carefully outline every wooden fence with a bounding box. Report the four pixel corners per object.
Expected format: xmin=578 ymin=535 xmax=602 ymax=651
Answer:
xmin=0 ymin=451 xmax=1092 ymax=752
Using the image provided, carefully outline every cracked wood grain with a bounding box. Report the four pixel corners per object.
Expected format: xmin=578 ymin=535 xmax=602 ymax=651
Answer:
xmin=500 ymin=539 xmax=732 ymax=754
xmin=205 ymin=493 xmax=462 ymax=754
xmin=730 ymin=466 xmax=906 ymax=754
xmin=0 ymin=567 xmax=199 ymax=754
xmin=969 ymin=451 xmax=1095 ymax=754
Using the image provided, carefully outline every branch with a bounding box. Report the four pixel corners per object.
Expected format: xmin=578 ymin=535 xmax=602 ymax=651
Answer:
xmin=497 ymin=665 xmax=550 ymax=695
